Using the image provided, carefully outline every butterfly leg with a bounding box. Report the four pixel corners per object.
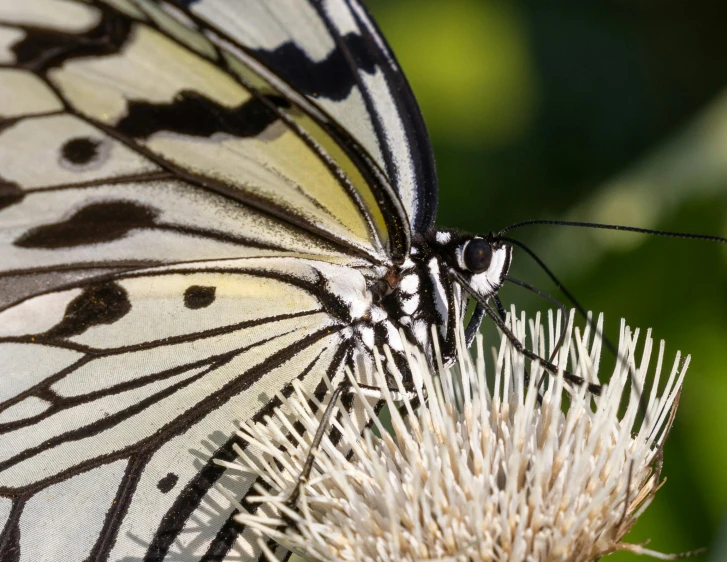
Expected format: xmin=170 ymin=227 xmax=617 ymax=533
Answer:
xmin=464 ymin=295 xmax=508 ymax=348
xmin=491 ymin=294 xmax=541 ymax=397
xmin=493 ymin=294 xmax=508 ymax=320
xmin=285 ymin=377 xmax=419 ymax=510
xmin=464 ymin=303 xmax=486 ymax=348
xmin=480 ymin=300 xmax=602 ymax=395
xmin=285 ymin=380 xmax=351 ymax=507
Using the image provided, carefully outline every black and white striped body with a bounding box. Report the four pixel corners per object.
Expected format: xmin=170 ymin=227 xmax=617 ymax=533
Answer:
xmin=358 ymin=230 xmax=512 ymax=368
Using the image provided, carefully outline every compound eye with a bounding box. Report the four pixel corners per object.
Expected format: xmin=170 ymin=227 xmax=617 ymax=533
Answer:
xmin=463 ymin=238 xmax=493 ymax=273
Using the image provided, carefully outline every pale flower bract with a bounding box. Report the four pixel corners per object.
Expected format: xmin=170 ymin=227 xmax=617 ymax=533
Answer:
xmin=219 ymin=309 xmax=693 ymax=562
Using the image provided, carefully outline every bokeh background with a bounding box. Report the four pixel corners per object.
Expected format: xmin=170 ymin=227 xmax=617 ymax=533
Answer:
xmin=362 ymin=0 xmax=727 ymax=559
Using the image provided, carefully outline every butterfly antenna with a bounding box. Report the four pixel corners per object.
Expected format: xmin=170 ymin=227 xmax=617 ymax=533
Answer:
xmin=451 ymin=270 xmax=601 ymax=395
xmin=499 ymin=235 xmax=620 ymax=359
xmin=498 ymin=230 xmax=652 ymax=421
xmin=497 ymin=279 xmax=568 ymax=401
xmin=498 ymin=218 xmax=727 ymax=244
xmin=504 ymin=276 xmax=568 ymax=365
xmin=484 ymin=298 xmax=601 ymax=394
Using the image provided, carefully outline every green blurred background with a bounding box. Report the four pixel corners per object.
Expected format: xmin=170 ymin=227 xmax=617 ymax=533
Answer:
xmin=288 ymin=1 xmax=727 ymax=559
xmin=365 ymin=0 xmax=727 ymax=559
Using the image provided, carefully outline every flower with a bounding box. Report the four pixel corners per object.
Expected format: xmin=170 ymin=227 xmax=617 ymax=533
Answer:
xmin=219 ymin=310 xmax=693 ymax=562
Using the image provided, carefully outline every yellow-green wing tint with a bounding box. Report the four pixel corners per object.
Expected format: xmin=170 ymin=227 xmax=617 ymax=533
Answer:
xmin=0 ymin=255 xmax=374 ymax=561
xmin=3 ymin=2 xmax=409 ymax=264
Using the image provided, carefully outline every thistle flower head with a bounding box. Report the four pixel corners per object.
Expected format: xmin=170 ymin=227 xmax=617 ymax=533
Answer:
xmin=223 ymin=310 xmax=691 ymax=562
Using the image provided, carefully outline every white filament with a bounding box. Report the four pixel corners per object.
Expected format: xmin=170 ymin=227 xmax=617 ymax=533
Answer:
xmin=221 ymin=309 xmax=690 ymax=562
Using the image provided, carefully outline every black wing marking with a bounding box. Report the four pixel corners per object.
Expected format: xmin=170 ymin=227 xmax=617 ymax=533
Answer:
xmin=0 ymin=257 xmax=377 ymax=561
xmin=167 ymin=0 xmax=438 ymax=232
xmin=1 ymin=0 xmax=412 ymax=276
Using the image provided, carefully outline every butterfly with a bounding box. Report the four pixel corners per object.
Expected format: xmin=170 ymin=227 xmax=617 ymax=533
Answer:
xmin=0 ymin=1 xmax=544 ymax=560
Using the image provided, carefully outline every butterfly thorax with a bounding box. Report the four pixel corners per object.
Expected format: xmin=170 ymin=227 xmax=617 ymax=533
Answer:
xmin=368 ymin=229 xmax=512 ymax=366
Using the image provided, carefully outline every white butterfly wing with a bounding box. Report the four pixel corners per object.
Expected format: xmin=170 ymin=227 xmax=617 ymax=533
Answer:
xmin=168 ymin=0 xmax=439 ymax=232
xmin=0 ymin=257 xmax=375 ymax=560
xmin=0 ymin=1 xmax=414 ymax=560
xmin=0 ymin=0 xmax=415 ymax=299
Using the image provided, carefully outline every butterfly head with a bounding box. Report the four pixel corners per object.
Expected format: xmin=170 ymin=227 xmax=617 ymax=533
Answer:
xmin=430 ymin=230 xmax=512 ymax=300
